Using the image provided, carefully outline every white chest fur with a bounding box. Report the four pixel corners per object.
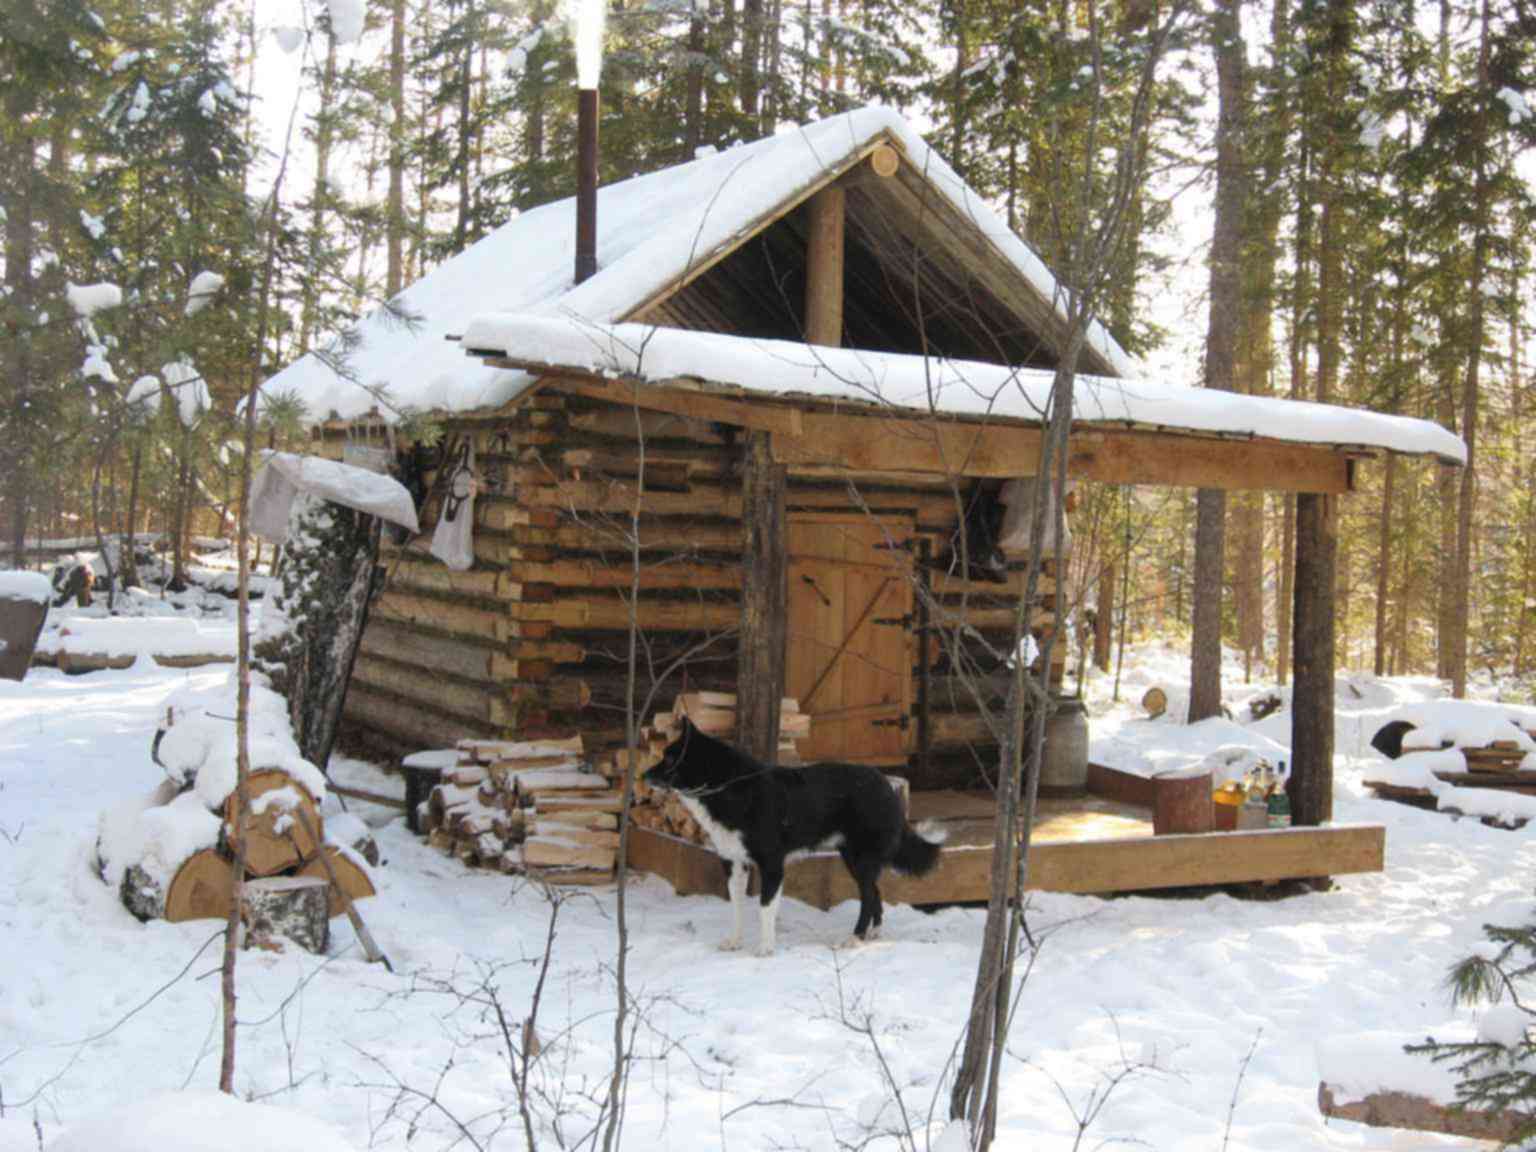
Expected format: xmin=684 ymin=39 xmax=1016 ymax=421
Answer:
xmin=677 ymin=794 xmax=750 ymax=863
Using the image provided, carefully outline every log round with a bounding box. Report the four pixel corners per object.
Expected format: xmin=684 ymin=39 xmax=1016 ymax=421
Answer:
xmin=1152 ymin=770 xmax=1214 ymax=836
xmin=1141 ymin=686 xmax=1168 ymax=719
xmin=164 ymin=848 xmax=235 ymax=922
xmin=225 ymin=769 xmax=322 ymax=877
xmin=242 ymin=876 xmax=329 ymax=954
xmin=120 ymin=864 xmax=167 ymax=922
xmin=298 ymin=846 xmax=377 ymax=918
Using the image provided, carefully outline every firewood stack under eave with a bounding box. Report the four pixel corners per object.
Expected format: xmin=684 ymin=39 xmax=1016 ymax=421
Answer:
xmin=622 ymin=692 xmax=810 ymax=846
xmin=417 ymin=694 xmax=812 ymax=873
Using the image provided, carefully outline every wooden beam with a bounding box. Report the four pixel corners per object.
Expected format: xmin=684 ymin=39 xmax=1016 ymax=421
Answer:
xmin=773 ymin=410 xmax=1354 ymax=491
xmin=1070 ymin=430 xmax=1353 ymax=494
xmin=1291 ymin=492 xmax=1337 ymax=825
xmin=737 ymin=430 xmax=788 ymax=763
xmin=774 ymin=411 xmax=1047 ymax=477
xmin=626 ymin=822 xmax=1385 ymax=906
xmin=804 ymin=185 xmax=845 ymax=347
xmin=536 ymin=373 xmax=803 ymax=436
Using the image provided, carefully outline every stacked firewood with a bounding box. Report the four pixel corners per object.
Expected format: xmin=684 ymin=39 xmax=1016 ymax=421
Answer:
xmin=625 ymin=692 xmax=809 ymax=845
xmin=422 ymin=735 xmax=624 ymax=884
xmin=419 ymin=694 xmax=811 ymax=874
xmin=1462 ymin=739 xmax=1535 ymax=774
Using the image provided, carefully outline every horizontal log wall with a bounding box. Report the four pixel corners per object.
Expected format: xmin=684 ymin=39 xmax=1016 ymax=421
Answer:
xmin=320 ymin=387 xmax=1062 ymax=775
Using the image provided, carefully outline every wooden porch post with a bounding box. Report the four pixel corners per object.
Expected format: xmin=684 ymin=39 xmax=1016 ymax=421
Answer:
xmin=738 ymin=431 xmax=787 ymax=762
xmin=1290 ymin=492 xmax=1337 ymax=825
xmin=804 ymin=185 xmax=845 ymax=347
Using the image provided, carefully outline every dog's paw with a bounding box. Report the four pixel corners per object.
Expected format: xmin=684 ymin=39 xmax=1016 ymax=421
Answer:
xmin=717 ymin=936 xmax=743 ymax=952
xmin=753 ymin=943 xmax=775 ymax=958
xmin=836 ymin=934 xmax=867 ymax=951
xmin=865 ymin=925 xmax=882 ymax=941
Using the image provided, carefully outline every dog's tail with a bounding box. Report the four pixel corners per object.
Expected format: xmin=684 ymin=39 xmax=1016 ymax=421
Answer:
xmin=892 ymin=820 xmax=947 ymax=876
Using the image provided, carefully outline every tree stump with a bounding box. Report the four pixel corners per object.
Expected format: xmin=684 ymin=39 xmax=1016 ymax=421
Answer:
xmin=297 ymin=847 xmax=377 ymax=918
xmin=0 ymin=587 xmax=49 ymax=681
xmin=242 ymin=876 xmax=330 ymax=954
xmin=225 ymin=769 xmax=322 ymax=877
xmin=164 ymin=848 xmax=234 ymax=922
xmin=1151 ymin=769 xmax=1214 ymax=835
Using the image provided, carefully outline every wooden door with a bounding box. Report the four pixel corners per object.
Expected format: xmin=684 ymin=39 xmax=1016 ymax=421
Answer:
xmin=786 ymin=514 xmax=913 ymax=764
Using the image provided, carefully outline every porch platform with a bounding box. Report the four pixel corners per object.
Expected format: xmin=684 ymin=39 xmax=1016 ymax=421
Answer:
xmin=626 ymin=788 xmax=1386 ymax=908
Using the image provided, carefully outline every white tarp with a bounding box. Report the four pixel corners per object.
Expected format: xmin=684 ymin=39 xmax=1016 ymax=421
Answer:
xmin=249 ymin=452 xmax=420 ymax=544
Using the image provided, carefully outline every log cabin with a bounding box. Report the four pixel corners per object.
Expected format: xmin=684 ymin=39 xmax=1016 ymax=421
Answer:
xmin=265 ymin=105 xmax=1465 ymax=901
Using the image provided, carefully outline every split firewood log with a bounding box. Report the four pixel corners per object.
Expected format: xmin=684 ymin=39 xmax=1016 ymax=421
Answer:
xmin=527 ymin=824 xmax=620 ymax=850
xmin=538 ymin=809 xmax=619 ymax=832
xmin=164 ymin=848 xmax=235 ymax=923
xmin=242 ymin=876 xmax=329 ymax=954
xmin=297 ymin=847 xmax=377 ymax=918
xmin=226 ymin=769 xmax=322 ymax=877
xmin=522 ymin=836 xmax=617 ymax=871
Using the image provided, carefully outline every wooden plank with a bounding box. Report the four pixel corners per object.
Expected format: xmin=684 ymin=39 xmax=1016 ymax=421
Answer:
xmin=774 ymin=412 xmax=1047 ymax=478
xmin=775 ymin=413 xmax=1354 ymax=492
xmin=804 ymin=185 xmax=845 ymax=347
xmin=625 ymin=822 xmax=1386 ymax=908
xmin=534 ymin=374 xmax=803 ymax=436
xmin=1071 ymin=431 xmax=1353 ymax=495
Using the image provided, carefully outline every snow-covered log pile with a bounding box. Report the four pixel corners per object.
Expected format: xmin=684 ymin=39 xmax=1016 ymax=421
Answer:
xmin=1364 ymin=700 xmax=1536 ymax=828
xmin=95 ymin=674 xmax=376 ymax=948
xmin=0 ymin=570 xmax=52 ymax=681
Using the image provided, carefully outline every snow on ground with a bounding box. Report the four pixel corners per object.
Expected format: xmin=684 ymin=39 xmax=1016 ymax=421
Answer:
xmin=2 ymin=643 xmax=1533 ymax=1150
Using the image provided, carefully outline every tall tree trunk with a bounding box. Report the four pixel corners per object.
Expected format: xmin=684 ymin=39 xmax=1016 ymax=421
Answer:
xmin=299 ymin=29 xmax=339 ymax=354
xmin=122 ymin=441 xmax=143 ymax=588
xmin=684 ymin=11 xmax=705 ymax=157
xmin=387 ymin=0 xmax=406 ymax=295
xmin=740 ymin=0 xmax=763 ymax=124
xmin=1450 ymin=0 xmax=1491 ymax=698
xmin=453 ymin=1 xmax=474 ymax=253
xmin=1093 ymin=558 xmax=1115 ymax=672
xmin=1189 ymin=0 xmax=1246 ymax=723
xmin=4 ymin=132 xmax=36 ymax=566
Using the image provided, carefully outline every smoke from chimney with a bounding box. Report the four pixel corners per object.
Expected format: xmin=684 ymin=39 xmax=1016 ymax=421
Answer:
xmin=572 ymin=0 xmax=606 ymax=285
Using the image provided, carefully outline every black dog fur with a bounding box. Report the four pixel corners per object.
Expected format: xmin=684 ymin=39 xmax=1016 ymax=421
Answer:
xmin=648 ymin=718 xmax=943 ymax=952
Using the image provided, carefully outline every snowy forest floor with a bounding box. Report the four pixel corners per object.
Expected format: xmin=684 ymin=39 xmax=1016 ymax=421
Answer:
xmin=1 ymin=640 xmax=1528 ymax=1150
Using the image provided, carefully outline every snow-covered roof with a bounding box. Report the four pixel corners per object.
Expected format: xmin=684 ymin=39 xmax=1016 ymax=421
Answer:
xmin=262 ymin=105 xmax=1136 ymax=422
xmin=460 ymin=314 xmax=1469 ymax=464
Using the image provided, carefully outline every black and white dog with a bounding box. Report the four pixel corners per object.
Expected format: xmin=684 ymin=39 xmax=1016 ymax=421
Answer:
xmin=647 ymin=718 xmax=945 ymax=954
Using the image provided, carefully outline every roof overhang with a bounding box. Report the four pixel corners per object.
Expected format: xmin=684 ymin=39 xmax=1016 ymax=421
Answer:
xmin=458 ymin=315 xmax=1467 ymax=495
